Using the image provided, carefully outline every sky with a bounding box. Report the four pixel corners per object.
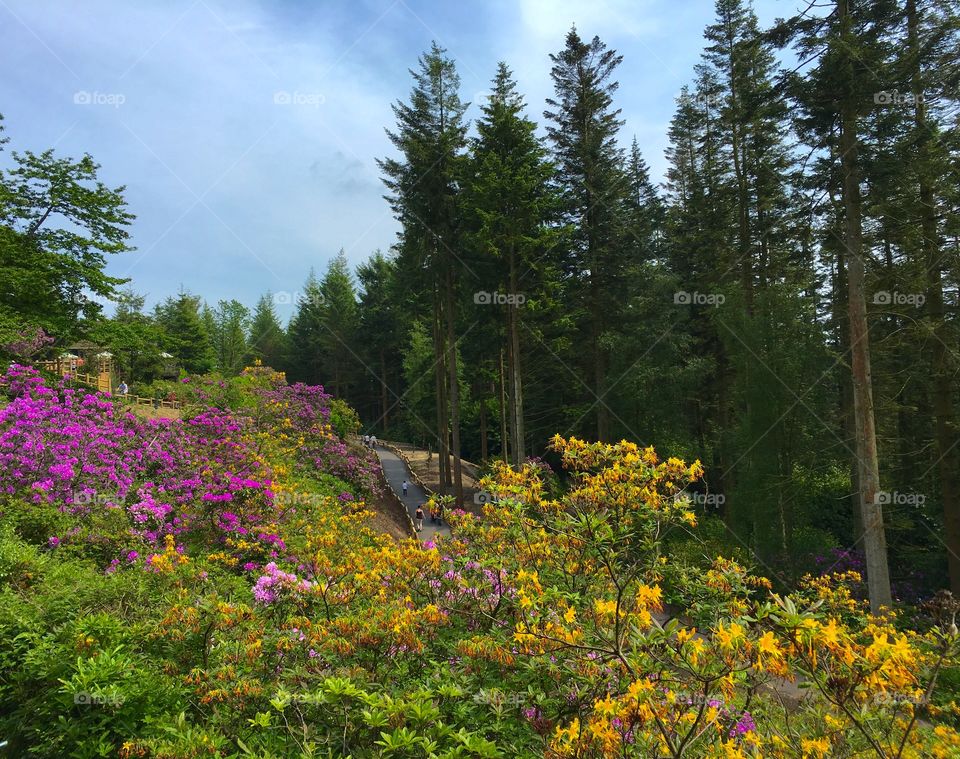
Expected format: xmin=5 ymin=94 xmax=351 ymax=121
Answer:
xmin=0 ymin=0 xmax=791 ymax=323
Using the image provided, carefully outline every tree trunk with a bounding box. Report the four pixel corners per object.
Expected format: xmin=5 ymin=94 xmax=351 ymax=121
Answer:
xmin=432 ymin=292 xmax=449 ymax=495
xmin=480 ymin=393 xmax=488 ymax=461
xmin=444 ymin=264 xmax=464 ymax=506
xmin=908 ymin=0 xmax=960 ymax=592
xmin=499 ymin=348 xmax=509 ymax=461
xmin=379 ymin=348 xmax=389 ymax=433
xmin=839 ymin=0 xmax=892 ymax=611
xmin=508 ymin=245 xmax=525 ymax=465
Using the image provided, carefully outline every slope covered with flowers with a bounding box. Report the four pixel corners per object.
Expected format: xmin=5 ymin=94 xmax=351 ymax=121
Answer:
xmin=1 ymin=365 xmax=960 ymax=758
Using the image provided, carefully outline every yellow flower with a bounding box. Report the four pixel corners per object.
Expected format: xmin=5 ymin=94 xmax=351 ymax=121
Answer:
xmin=801 ymin=737 xmax=830 ymax=758
xmin=715 ymin=621 xmax=745 ymax=651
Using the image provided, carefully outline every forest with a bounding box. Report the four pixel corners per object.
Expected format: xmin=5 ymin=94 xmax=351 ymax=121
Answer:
xmin=8 ymin=0 xmax=955 ymax=607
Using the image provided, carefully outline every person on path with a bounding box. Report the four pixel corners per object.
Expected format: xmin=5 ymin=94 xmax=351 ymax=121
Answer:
xmin=434 ymin=500 xmax=444 ymax=526
xmin=402 ymin=480 xmax=408 ymax=496
xmin=370 ymin=435 xmax=378 ymax=448
xmin=117 ymin=381 xmax=128 ymax=396
xmin=414 ymin=504 xmax=424 ymax=532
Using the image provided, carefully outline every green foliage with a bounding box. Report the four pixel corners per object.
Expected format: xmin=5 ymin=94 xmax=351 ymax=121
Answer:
xmin=0 ymin=124 xmax=134 ymax=343
xmin=154 ymin=292 xmax=216 ymax=375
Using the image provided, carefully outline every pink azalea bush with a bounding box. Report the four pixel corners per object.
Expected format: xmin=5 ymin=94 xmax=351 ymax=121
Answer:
xmin=0 ymin=364 xmax=378 ymax=568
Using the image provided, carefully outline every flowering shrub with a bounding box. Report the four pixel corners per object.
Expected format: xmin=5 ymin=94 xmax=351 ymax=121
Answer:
xmin=1 ymin=373 xmax=959 ymax=758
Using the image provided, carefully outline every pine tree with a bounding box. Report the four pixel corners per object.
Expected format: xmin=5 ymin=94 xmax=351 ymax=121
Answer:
xmin=317 ymin=251 xmax=359 ymax=399
xmin=247 ymin=293 xmax=289 ymax=371
xmin=781 ymin=0 xmax=895 ymax=610
xmin=356 ymin=251 xmax=402 ymax=433
xmin=378 ymin=42 xmax=469 ymax=502
xmin=544 ymin=28 xmax=628 ymax=442
xmin=464 ymin=62 xmax=560 ymax=465
xmin=287 ymin=270 xmax=325 ymax=384
xmin=154 ymin=291 xmax=215 ymax=375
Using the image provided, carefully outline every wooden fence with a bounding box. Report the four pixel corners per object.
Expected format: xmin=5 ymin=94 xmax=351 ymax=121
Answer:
xmin=31 ymin=361 xmax=181 ymax=409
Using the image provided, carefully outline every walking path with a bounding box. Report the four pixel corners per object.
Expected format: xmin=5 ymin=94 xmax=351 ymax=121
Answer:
xmin=373 ymin=444 xmax=451 ymax=540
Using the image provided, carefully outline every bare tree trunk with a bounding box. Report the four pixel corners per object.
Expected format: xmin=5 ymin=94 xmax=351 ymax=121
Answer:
xmin=839 ymin=0 xmax=892 ymax=611
xmin=499 ymin=348 xmax=509 ymax=462
xmin=908 ymin=0 xmax=960 ymax=592
xmin=836 ymin=240 xmax=866 ymax=544
xmin=432 ymin=292 xmax=449 ymax=495
xmin=444 ymin=264 xmax=464 ymax=506
xmin=480 ymin=393 xmax=488 ymax=461
xmin=379 ymin=348 xmax=389 ymax=433
xmin=508 ymin=245 xmax=526 ymax=465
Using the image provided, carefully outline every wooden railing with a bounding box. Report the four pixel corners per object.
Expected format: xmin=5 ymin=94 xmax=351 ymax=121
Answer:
xmin=117 ymin=394 xmax=182 ymax=410
xmin=35 ymin=361 xmax=112 ymax=393
xmin=31 ymin=361 xmax=181 ymax=410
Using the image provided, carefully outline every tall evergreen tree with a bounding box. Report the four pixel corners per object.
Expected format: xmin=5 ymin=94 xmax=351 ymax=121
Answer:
xmin=781 ymin=0 xmax=896 ymax=610
xmin=464 ymin=62 xmax=560 ymax=465
xmin=247 ymin=293 xmax=289 ymax=371
xmin=154 ymin=291 xmax=215 ymax=375
xmin=210 ymin=299 xmax=250 ymax=376
xmin=544 ymin=28 xmax=629 ymax=442
xmin=287 ymin=270 xmax=325 ymax=384
xmin=317 ymin=251 xmax=359 ymax=399
xmin=356 ymin=251 xmax=402 ymax=433
xmin=378 ymin=42 xmax=469 ymax=502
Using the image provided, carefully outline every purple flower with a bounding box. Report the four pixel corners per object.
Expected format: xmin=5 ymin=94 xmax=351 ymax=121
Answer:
xmin=730 ymin=711 xmax=756 ymax=737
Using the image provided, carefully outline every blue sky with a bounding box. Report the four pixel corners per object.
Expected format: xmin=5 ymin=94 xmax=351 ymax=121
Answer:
xmin=0 ymin=0 xmax=790 ymax=323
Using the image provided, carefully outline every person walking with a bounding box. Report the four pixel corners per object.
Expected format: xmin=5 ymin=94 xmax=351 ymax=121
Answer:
xmin=370 ymin=434 xmax=378 ymax=448
xmin=402 ymin=480 xmax=408 ymax=497
xmin=434 ymin=500 xmax=444 ymax=526
xmin=414 ymin=504 xmax=424 ymax=532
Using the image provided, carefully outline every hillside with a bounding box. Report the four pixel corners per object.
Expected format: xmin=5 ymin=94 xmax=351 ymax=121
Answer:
xmin=1 ymin=364 xmax=959 ymax=757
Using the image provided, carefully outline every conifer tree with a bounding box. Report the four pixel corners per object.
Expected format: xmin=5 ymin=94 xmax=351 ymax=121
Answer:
xmin=247 ymin=293 xmax=289 ymax=371
xmin=544 ymin=28 xmax=628 ymax=442
xmin=464 ymin=62 xmax=559 ymax=465
xmin=379 ymin=42 xmax=469 ymax=502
